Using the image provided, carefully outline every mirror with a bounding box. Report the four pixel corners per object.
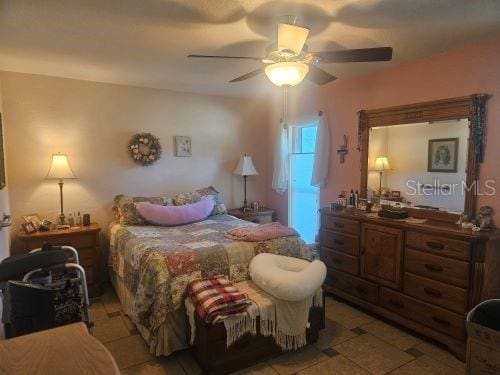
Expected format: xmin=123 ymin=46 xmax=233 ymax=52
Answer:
xmin=358 ymin=94 xmax=488 ymax=220
xmin=367 ymin=119 xmax=469 ymax=213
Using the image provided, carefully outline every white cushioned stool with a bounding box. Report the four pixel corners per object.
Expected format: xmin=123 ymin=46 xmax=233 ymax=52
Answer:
xmin=249 ymin=253 xmax=327 ymax=301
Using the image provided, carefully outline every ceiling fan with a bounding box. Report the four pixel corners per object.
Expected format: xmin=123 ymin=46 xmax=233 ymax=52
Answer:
xmin=188 ymin=23 xmax=393 ymax=87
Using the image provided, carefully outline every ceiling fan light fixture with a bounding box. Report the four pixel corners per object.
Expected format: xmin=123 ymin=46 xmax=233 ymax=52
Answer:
xmin=264 ymin=62 xmax=309 ymax=87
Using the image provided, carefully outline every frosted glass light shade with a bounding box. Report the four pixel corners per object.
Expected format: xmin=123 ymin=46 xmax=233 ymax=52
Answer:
xmin=46 ymin=153 xmax=76 ymax=179
xmin=264 ymin=62 xmax=309 ymax=87
xmin=233 ymin=155 xmax=258 ymax=176
xmin=372 ymin=156 xmax=391 ymax=171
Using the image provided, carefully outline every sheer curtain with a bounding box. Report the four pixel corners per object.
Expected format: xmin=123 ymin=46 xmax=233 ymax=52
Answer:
xmin=272 ymin=120 xmax=289 ymax=193
xmin=311 ymin=113 xmax=330 ymax=188
xmin=272 ymin=112 xmax=330 ymax=193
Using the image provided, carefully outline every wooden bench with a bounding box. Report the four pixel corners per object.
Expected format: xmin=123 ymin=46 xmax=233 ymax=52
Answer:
xmin=187 ymin=298 xmax=325 ymax=374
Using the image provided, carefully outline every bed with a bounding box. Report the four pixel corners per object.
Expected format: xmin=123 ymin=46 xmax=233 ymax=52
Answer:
xmin=108 ymin=213 xmax=311 ymax=356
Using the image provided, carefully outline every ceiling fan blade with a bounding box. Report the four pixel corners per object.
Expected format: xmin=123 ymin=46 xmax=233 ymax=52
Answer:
xmin=306 ymin=65 xmax=337 ymax=85
xmin=229 ymin=67 xmax=265 ymax=83
xmin=277 ymin=23 xmax=310 ymax=55
xmin=312 ymin=47 xmax=393 ymax=63
xmin=188 ymin=54 xmax=264 ymax=62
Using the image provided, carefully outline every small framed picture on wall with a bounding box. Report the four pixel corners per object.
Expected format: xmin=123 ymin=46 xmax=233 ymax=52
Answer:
xmin=174 ymin=136 xmax=192 ymax=157
xmin=428 ymin=138 xmax=458 ymax=173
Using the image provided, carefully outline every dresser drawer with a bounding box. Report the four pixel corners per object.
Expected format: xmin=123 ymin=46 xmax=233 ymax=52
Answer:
xmin=321 ymin=247 xmax=358 ymax=275
xmin=246 ymin=214 xmax=272 ymax=224
xmin=24 ymin=233 xmax=97 ymax=251
xmin=322 ymin=216 xmax=360 ymax=235
xmin=322 ymin=230 xmax=359 ymax=256
xmin=326 ymin=268 xmax=379 ymax=304
xmin=406 ymin=231 xmax=470 ymax=261
xmin=405 ymin=248 xmax=469 ymax=288
xmin=381 ymin=287 xmax=465 ymax=339
xmin=404 ymin=272 xmax=468 ymax=314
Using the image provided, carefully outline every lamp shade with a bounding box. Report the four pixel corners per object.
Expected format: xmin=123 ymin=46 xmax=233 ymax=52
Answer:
xmin=264 ymin=62 xmax=309 ymax=87
xmin=46 ymin=153 xmax=76 ymax=180
xmin=277 ymin=24 xmax=309 ymax=55
xmin=233 ymin=155 xmax=258 ymax=176
xmin=371 ymin=156 xmax=391 ymax=171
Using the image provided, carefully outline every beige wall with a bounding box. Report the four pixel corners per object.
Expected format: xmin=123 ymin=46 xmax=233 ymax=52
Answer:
xmin=0 ymin=83 xmax=10 ymax=260
xmin=0 ymin=82 xmax=11 ymax=339
xmin=0 ymin=72 xmax=269 ymax=252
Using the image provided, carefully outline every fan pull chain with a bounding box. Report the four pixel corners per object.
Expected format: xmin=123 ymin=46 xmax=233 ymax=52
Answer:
xmin=282 ymin=85 xmax=288 ymax=130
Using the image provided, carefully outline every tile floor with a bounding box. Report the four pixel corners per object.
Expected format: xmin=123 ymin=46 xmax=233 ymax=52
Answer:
xmin=90 ymin=286 xmax=465 ymax=374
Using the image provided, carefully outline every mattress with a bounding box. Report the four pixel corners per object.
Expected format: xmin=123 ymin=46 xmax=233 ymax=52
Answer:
xmin=108 ymin=214 xmax=311 ymax=355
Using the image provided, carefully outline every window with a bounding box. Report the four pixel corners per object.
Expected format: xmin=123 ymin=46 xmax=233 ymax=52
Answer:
xmin=288 ymin=124 xmax=319 ymax=244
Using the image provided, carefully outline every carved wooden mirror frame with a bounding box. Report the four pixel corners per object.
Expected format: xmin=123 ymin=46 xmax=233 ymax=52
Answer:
xmin=358 ymin=94 xmax=488 ymax=219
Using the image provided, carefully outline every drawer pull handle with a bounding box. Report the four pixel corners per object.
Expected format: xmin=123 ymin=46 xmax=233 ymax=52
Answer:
xmin=355 ymin=286 xmax=367 ymax=295
xmin=388 ymin=299 xmax=404 ymax=309
xmin=423 ymin=287 xmax=442 ymax=298
xmin=334 ymin=222 xmax=344 ymax=229
xmin=426 ymin=241 xmax=444 ymax=250
xmin=424 ymin=264 xmax=443 ymax=273
xmin=432 ymin=316 xmax=451 ymax=327
xmin=333 ymin=239 xmax=345 ymax=246
xmin=252 ymin=219 xmax=261 ymax=223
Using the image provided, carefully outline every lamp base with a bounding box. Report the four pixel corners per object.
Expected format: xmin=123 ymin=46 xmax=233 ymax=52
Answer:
xmin=240 ymin=175 xmax=251 ymax=212
xmin=58 ymin=180 xmax=66 ymax=225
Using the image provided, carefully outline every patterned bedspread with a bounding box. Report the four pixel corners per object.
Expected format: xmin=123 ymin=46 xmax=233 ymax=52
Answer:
xmin=108 ymin=214 xmax=311 ymax=337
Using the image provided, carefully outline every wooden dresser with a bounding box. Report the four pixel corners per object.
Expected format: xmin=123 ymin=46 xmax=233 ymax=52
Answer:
xmin=18 ymin=224 xmax=102 ymax=297
xmin=320 ymin=207 xmax=499 ymax=360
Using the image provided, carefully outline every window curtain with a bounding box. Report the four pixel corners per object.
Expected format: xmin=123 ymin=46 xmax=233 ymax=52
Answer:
xmin=311 ymin=113 xmax=330 ymax=188
xmin=272 ymin=120 xmax=289 ymax=194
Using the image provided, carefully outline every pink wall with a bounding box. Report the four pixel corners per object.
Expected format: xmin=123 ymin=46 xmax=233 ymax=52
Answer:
xmin=267 ymin=38 xmax=500 ymax=224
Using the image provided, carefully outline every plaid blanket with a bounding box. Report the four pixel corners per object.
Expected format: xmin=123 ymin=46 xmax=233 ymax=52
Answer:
xmin=188 ymin=275 xmax=250 ymax=324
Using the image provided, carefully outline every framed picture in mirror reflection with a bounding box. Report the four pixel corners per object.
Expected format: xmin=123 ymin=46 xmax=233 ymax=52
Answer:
xmin=428 ymin=138 xmax=458 ymax=173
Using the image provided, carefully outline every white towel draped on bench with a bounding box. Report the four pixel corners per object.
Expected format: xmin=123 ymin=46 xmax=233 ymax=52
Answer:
xmin=186 ymin=280 xmax=323 ymax=351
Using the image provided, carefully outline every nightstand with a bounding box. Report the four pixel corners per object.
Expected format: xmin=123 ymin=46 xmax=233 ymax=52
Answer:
xmin=227 ymin=207 xmax=275 ymax=224
xmin=18 ymin=224 xmax=102 ymax=297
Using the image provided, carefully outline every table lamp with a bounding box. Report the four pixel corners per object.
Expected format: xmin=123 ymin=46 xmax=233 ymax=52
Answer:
xmin=233 ymin=154 xmax=258 ymax=212
xmin=372 ymin=156 xmax=391 ymax=195
xmin=46 ymin=153 xmax=76 ymax=224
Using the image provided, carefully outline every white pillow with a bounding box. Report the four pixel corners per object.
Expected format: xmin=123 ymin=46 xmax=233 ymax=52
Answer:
xmin=249 ymin=253 xmax=326 ymax=301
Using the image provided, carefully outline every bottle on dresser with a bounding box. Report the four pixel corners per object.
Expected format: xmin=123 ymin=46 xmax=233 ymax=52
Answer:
xmin=348 ymin=190 xmax=354 ymax=207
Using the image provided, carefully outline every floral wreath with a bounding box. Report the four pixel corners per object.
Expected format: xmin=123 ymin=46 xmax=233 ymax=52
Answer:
xmin=129 ymin=133 xmax=162 ymax=166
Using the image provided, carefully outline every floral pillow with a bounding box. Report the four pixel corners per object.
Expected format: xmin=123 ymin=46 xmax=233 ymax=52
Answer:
xmin=113 ymin=194 xmax=174 ymax=226
xmin=173 ymin=186 xmax=227 ymax=216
